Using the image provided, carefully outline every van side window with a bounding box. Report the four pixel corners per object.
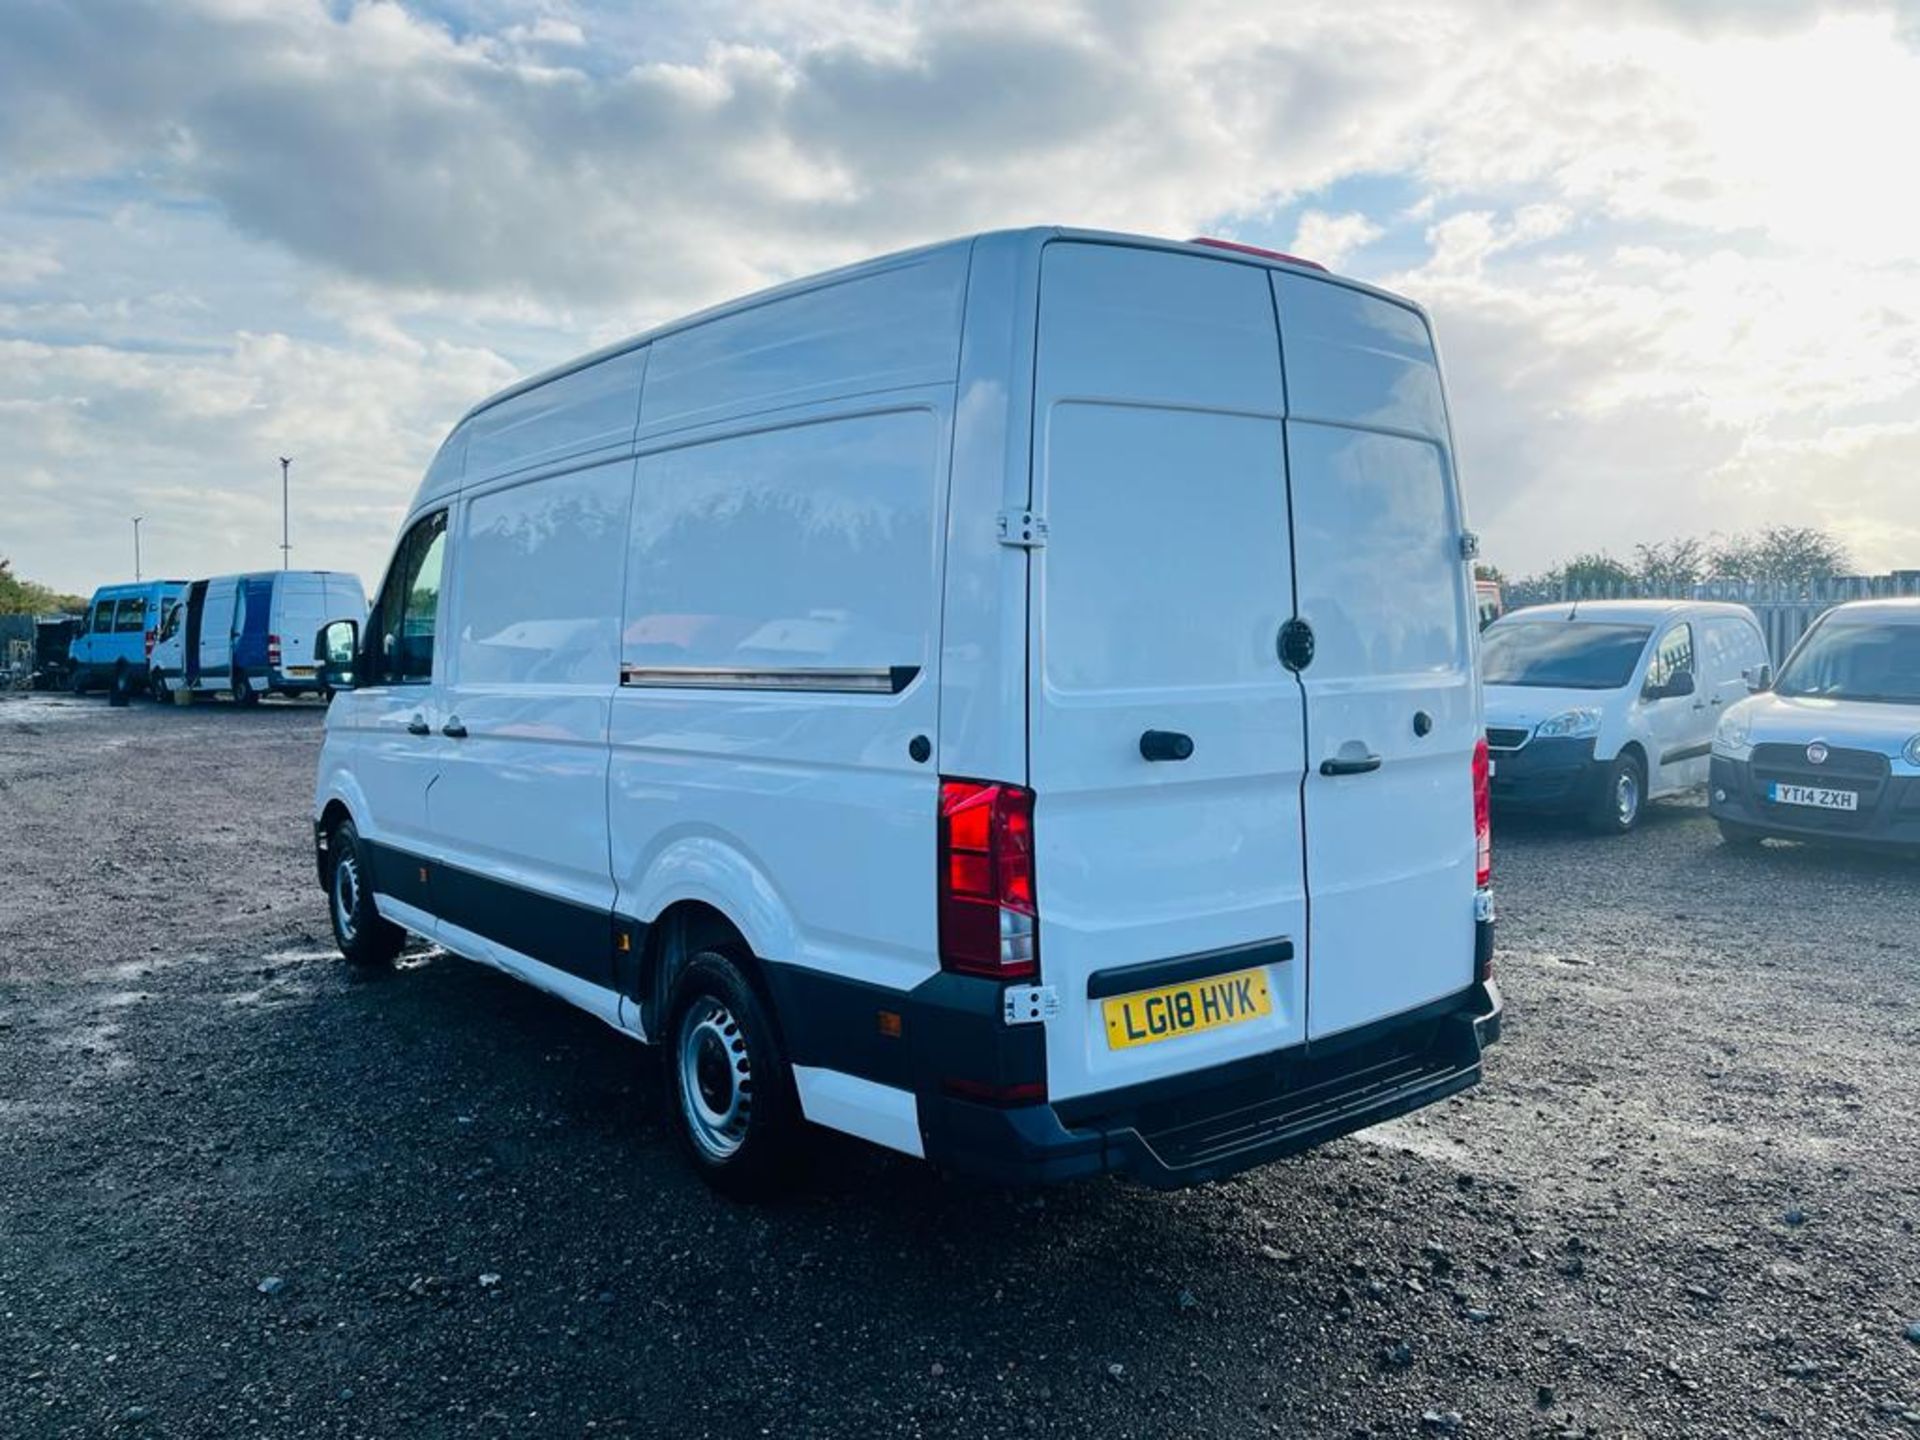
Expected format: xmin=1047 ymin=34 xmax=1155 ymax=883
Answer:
xmin=1647 ymin=624 xmax=1694 ymax=689
xmin=370 ymin=511 xmax=448 ymax=685
xmin=114 ymin=597 xmax=147 ymax=633
xmin=458 ymin=466 xmax=630 ymax=686
xmin=91 ymin=600 xmax=114 ymax=633
xmin=158 ymin=600 xmax=181 ymax=641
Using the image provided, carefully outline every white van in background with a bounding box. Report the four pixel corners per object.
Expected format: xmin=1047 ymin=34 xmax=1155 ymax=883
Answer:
xmin=153 ymin=570 xmax=367 ymax=704
xmin=1481 ymin=599 xmax=1770 ymax=833
xmin=312 ymin=228 xmax=1500 ymax=1195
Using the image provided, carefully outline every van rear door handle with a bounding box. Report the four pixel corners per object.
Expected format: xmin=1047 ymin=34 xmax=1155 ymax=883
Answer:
xmin=1320 ymin=753 xmax=1382 ymax=776
xmin=1139 ymin=729 xmax=1194 ymax=762
xmin=441 ymin=718 xmax=468 ymax=739
xmin=406 ymin=715 xmax=430 ymax=736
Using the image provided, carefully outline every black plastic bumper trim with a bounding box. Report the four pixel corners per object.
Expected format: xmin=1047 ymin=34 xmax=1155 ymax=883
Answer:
xmin=1086 ymin=937 xmax=1294 ymax=999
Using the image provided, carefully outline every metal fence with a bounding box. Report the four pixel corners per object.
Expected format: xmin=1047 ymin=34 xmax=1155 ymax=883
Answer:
xmin=1499 ymin=573 xmax=1920 ymax=663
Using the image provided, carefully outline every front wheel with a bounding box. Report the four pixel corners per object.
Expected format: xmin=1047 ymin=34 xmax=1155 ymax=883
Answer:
xmin=665 ymin=952 xmax=803 ymax=1198
xmin=1588 ymin=752 xmax=1646 ymax=835
xmin=327 ymin=819 xmax=405 ymax=968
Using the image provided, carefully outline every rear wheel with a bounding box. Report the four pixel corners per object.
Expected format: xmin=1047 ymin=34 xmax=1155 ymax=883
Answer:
xmin=327 ymin=818 xmax=405 ymax=968
xmin=108 ymin=663 xmax=132 ymax=707
xmin=665 ymin=951 xmax=803 ymax=1198
xmin=232 ymin=669 xmax=259 ymax=707
xmin=67 ymin=666 xmax=88 ymax=695
xmin=149 ymin=667 xmax=170 ymax=702
xmin=1589 ymin=752 xmax=1645 ymax=835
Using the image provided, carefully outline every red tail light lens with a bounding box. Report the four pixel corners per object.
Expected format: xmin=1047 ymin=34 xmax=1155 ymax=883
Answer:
xmin=144 ymin=629 xmax=156 ymax=659
xmin=939 ymin=778 xmax=1038 ymax=979
xmin=267 ymin=632 xmax=282 ymax=665
xmin=1472 ymin=737 xmax=1492 ymax=888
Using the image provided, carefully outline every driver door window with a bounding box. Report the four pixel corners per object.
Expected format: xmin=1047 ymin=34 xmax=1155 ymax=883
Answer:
xmin=1646 ymin=624 xmax=1693 ymax=694
xmin=370 ymin=510 xmax=448 ymax=686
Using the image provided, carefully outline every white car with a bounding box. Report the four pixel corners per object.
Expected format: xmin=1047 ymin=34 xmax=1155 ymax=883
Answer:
xmin=1711 ymin=598 xmax=1920 ymax=849
xmin=1481 ymin=600 xmax=1770 ymax=833
xmin=310 ymin=228 xmax=1500 ymax=1195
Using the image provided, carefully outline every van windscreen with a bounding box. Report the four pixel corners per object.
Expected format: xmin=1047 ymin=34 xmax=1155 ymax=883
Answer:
xmin=1481 ymin=622 xmax=1652 ymax=690
xmin=1775 ymin=621 xmax=1920 ymax=705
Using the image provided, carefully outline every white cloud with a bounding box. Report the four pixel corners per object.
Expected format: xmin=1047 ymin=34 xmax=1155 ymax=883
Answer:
xmin=1286 ymin=211 xmax=1383 ymax=270
xmin=0 ymin=0 xmax=1918 ymax=590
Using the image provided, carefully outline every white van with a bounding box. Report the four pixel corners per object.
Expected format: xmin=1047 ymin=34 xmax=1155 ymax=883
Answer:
xmin=153 ymin=570 xmax=368 ymax=704
xmin=1481 ymin=599 xmax=1770 ymax=833
xmin=312 ymin=229 xmax=1500 ymax=1195
xmin=1711 ymin=598 xmax=1920 ymax=849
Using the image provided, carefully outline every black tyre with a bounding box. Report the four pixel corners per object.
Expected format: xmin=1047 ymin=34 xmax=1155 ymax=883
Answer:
xmin=1588 ymin=751 xmax=1646 ymax=835
xmin=664 ymin=951 xmax=803 ymax=1198
xmin=67 ymin=666 xmax=88 ymax=695
xmin=108 ymin=663 xmax=131 ymax=708
xmin=149 ymin=667 xmax=170 ymax=702
xmin=232 ymin=669 xmax=260 ymax=707
xmin=327 ymin=818 xmax=405 ymax=968
xmin=1717 ymin=820 xmax=1766 ymax=850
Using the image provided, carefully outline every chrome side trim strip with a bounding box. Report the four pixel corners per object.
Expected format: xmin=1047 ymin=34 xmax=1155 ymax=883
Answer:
xmin=619 ymin=664 xmax=920 ymax=695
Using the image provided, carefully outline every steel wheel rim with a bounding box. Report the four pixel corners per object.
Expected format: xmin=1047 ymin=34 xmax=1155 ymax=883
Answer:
xmin=333 ymin=852 xmax=360 ymax=943
xmin=677 ymin=997 xmax=753 ymax=1162
xmin=1616 ymin=770 xmax=1640 ymax=827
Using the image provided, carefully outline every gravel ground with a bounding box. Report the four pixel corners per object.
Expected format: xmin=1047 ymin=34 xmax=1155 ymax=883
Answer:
xmin=2 ymin=691 xmax=1917 ymax=1439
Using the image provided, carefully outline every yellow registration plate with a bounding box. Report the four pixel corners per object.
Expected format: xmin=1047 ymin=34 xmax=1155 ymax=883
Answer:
xmin=286 ymin=665 xmax=315 ymax=676
xmin=1102 ymin=967 xmax=1273 ymax=1050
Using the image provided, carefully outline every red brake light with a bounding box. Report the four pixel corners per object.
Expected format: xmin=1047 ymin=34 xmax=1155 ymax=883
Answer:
xmin=267 ymin=632 xmax=282 ymax=664
xmin=1187 ymin=237 xmax=1329 ymax=271
xmin=939 ymin=778 xmax=1038 ymax=979
xmin=144 ymin=629 xmax=157 ymax=658
xmin=1472 ymin=737 xmax=1492 ymax=889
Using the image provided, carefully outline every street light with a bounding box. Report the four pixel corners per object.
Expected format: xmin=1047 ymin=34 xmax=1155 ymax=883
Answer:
xmin=132 ymin=516 xmax=143 ymax=582
xmin=279 ymin=456 xmax=292 ymax=570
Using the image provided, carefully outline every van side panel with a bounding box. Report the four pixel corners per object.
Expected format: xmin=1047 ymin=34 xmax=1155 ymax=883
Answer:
xmin=638 ymin=246 xmax=969 ymax=439
xmin=465 ymin=349 xmax=645 ymax=485
xmin=1274 ymin=272 xmax=1478 ymax=1040
xmin=610 ymin=394 xmax=955 ymax=1002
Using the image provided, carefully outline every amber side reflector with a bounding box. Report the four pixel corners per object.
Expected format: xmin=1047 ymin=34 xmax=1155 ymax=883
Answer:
xmin=617 ymin=932 xmax=632 ymax=953
xmin=877 ymin=1010 xmax=902 ymax=1038
xmin=418 ymin=866 xmax=429 ymax=884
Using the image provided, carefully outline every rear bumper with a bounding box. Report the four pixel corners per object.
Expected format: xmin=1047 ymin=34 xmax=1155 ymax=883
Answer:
xmin=918 ymin=981 xmax=1502 ymax=1188
xmin=1710 ymin=755 xmax=1920 ymax=846
xmin=1487 ymin=736 xmax=1607 ymax=813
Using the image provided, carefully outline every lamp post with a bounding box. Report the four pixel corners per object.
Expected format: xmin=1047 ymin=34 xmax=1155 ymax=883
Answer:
xmin=279 ymin=456 xmax=292 ymax=569
xmin=132 ymin=515 xmax=143 ymax=582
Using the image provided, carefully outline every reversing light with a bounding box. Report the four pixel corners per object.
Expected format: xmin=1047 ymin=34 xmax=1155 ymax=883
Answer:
xmin=938 ymin=778 xmax=1038 ymax=979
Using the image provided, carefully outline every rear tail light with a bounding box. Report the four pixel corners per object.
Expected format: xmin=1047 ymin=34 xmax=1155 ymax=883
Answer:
xmin=144 ymin=629 xmax=156 ymax=659
xmin=267 ymin=633 xmax=282 ymax=667
xmin=1472 ymin=736 xmax=1492 ymax=889
xmin=938 ymin=778 xmax=1038 ymax=979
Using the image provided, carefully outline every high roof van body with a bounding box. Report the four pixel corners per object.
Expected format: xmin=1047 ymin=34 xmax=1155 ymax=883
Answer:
xmin=152 ymin=570 xmax=368 ymax=703
xmin=312 ymin=228 xmax=1500 ymax=1193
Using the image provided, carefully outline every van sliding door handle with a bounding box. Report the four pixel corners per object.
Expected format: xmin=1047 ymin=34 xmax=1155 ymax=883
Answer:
xmin=406 ymin=715 xmax=430 ymax=736
xmin=1320 ymin=753 xmax=1382 ymax=776
xmin=1139 ymin=729 xmax=1194 ymax=762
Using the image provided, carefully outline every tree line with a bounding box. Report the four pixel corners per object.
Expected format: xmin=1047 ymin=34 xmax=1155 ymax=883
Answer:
xmin=0 ymin=559 xmax=86 ymax=617
xmin=1479 ymin=525 xmax=1853 ymax=593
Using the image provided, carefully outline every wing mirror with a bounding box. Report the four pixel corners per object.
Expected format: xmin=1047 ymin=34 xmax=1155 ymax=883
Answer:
xmin=1646 ymin=668 xmax=1695 ymax=701
xmin=1744 ymin=663 xmax=1773 ymax=693
xmin=315 ymin=619 xmax=359 ymax=693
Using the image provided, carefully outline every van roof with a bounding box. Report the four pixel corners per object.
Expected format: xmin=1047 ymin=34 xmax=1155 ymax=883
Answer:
xmin=451 ymin=227 xmax=1422 ymax=433
xmin=1819 ymin=597 xmax=1920 ymax=624
xmin=1499 ymin=599 xmax=1759 ymax=624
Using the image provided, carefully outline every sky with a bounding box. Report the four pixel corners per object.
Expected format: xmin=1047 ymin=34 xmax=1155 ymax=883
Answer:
xmin=3 ymin=0 xmax=1919 ymax=595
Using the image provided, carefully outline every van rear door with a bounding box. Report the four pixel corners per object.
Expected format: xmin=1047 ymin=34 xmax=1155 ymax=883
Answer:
xmin=1273 ymin=272 xmax=1479 ymax=1040
xmin=1027 ymin=243 xmax=1309 ymax=1103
